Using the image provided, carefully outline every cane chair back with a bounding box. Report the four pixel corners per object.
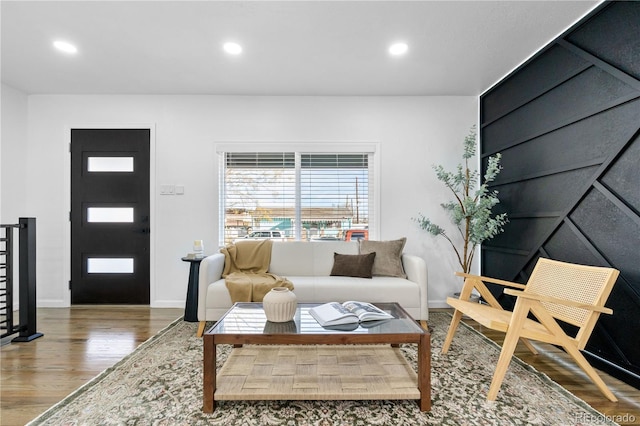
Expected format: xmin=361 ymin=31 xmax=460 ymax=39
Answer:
xmin=525 ymin=258 xmax=618 ymax=349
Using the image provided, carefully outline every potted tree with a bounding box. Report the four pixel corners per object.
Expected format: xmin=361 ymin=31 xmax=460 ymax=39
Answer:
xmin=415 ymin=126 xmax=507 ymax=297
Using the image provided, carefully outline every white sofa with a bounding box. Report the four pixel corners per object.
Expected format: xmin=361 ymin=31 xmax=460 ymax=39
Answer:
xmin=197 ymin=241 xmax=428 ymax=334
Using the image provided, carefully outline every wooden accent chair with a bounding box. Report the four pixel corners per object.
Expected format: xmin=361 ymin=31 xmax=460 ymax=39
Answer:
xmin=441 ymin=258 xmax=619 ymax=402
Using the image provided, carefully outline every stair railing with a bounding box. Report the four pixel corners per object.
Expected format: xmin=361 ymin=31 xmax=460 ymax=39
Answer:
xmin=0 ymin=217 xmax=43 ymax=342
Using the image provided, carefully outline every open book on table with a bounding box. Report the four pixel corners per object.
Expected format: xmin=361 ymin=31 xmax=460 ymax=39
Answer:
xmin=309 ymin=301 xmax=394 ymax=327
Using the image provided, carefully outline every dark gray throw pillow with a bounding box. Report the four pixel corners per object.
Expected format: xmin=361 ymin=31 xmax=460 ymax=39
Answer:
xmin=330 ymin=252 xmax=376 ymax=279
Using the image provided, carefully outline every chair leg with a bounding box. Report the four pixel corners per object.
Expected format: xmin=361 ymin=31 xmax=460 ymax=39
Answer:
xmin=487 ymin=329 xmax=520 ymax=400
xmin=197 ymin=321 xmax=206 ymax=338
xmin=520 ymin=338 xmax=539 ymax=355
xmin=441 ymin=310 xmax=463 ymax=354
xmin=487 ymin=299 xmax=531 ymax=401
xmin=528 ymin=303 xmax=617 ymax=402
xmin=563 ymin=344 xmax=618 ymax=402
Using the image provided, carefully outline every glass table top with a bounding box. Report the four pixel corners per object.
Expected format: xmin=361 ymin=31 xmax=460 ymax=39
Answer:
xmin=207 ymin=302 xmax=425 ymax=335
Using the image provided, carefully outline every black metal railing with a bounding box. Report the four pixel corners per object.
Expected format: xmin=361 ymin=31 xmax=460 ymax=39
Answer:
xmin=0 ymin=222 xmax=14 ymax=336
xmin=0 ymin=218 xmax=43 ymax=342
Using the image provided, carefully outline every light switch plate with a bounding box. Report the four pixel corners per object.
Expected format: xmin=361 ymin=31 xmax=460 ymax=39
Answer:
xmin=160 ymin=184 xmax=175 ymax=195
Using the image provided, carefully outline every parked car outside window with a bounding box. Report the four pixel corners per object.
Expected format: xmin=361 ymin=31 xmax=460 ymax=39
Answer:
xmin=344 ymin=230 xmax=368 ymax=241
xmin=241 ymin=230 xmax=284 ymax=240
xmin=310 ymin=236 xmax=341 ymax=241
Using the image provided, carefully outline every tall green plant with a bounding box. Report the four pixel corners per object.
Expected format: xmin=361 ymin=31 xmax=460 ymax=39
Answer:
xmin=415 ymin=126 xmax=508 ymax=274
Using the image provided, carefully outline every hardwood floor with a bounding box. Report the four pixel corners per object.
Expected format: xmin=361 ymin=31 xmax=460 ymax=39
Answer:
xmin=1 ymin=307 xmax=639 ymax=425
xmin=1 ymin=306 xmax=182 ymax=426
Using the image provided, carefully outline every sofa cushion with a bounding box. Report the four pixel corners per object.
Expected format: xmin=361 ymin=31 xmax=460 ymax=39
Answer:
xmin=330 ymin=252 xmax=376 ymax=278
xmin=206 ymin=276 xmax=421 ymax=311
xmin=269 ymin=242 xmax=316 ymax=276
xmin=359 ymin=238 xmax=407 ymax=278
xmin=269 ymin=241 xmax=359 ymax=276
xmin=288 ymin=276 xmax=420 ymax=308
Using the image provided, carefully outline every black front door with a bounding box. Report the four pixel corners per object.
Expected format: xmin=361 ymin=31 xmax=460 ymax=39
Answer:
xmin=70 ymin=129 xmax=150 ymax=304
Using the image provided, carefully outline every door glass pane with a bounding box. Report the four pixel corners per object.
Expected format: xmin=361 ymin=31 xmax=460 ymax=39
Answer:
xmin=87 ymin=207 xmax=134 ymax=223
xmin=88 ymin=157 xmax=134 ymax=172
xmin=87 ymin=258 xmax=134 ymax=274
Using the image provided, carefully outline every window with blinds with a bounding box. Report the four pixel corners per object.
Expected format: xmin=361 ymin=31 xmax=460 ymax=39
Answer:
xmin=220 ymin=150 xmax=373 ymax=245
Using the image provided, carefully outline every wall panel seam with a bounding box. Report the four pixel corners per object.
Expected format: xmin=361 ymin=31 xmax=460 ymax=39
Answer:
xmin=489 ymin=158 xmax=605 ymax=187
xmin=592 ymin=181 xmax=640 ymax=226
xmin=481 ymin=94 xmax=640 ymax=158
xmin=504 ymin=212 xmax=562 ymax=219
xmin=557 ymin=39 xmax=640 ymax=91
xmin=591 ymin=320 xmax=632 ymax=365
xmin=480 ymin=246 xmax=529 ymax=256
xmin=562 ymin=217 xmax=612 ymax=268
xmin=480 ymin=50 xmax=592 ymax=128
xmin=510 ymin=136 xmax=628 ymax=276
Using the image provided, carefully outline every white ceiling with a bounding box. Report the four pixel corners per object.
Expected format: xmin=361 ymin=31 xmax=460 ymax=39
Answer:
xmin=1 ymin=1 xmax=600 ymax=96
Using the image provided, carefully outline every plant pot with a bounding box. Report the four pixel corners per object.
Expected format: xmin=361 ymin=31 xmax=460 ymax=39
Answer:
xmin=262 ymin=287 xmax=297 ymax=322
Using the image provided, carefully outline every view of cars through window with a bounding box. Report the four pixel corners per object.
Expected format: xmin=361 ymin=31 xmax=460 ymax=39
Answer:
xmin=242 ymin=231 xmax=283 ymax=240
xmin=222 ymin=150 xmax=373 ymax=246
xmin=344 ymin=229 xmax=368 ymax=241
xmin=235 ymin=229 xmax=368 ymax=242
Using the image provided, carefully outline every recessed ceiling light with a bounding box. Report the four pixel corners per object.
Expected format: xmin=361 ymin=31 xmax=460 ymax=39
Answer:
xmin=53 ymin=40 xmax=78 ymax=54
xmin=389 ymin=42 xmax=408 ymax=56
xmin=223 ymin=42 xmax=242 ymax=55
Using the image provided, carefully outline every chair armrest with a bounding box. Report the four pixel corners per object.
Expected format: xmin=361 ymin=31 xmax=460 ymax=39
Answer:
xmin=455 ymin=272 xmax=526 ymax=290
xmin=503 ymin=289 xmax=613 ymax=314
xmin=402 ymin=254 xmax=428 ymax=320
xmin=197 ymin=253 xmax=225 ymax=321
xmin=453 ymin=272 xmax=525 ymax=310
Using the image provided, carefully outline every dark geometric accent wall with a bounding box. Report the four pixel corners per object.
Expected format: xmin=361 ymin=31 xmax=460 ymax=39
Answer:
xmin=480 ymin=0 xmax=640 ymax=388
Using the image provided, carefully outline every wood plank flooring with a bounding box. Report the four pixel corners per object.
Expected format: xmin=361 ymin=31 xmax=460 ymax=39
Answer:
xmin=1 ymin=307 xmax=639 ymax=425
xmin=1 ymin=306 xmax=182 ymax=426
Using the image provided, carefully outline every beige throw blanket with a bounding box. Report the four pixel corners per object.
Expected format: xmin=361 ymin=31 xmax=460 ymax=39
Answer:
xmin=221 ymin=240 xmax=294 ymax=302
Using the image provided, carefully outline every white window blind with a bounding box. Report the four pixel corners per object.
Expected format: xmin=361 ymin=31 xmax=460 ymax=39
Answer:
xmin=219 ymin=149 xmax=374 ymax=245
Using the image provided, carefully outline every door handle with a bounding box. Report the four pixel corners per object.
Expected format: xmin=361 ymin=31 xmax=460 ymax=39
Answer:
xmin=140 ymin=228 xmax=150 ymax=234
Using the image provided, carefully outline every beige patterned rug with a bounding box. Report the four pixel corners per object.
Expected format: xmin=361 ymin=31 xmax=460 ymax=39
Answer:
xmin=28 ymin=312 xmax=617 ymax=425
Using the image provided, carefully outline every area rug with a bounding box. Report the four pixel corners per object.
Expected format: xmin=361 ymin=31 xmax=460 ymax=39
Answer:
xmin=28 ymin=312 xmax=617 ymax=425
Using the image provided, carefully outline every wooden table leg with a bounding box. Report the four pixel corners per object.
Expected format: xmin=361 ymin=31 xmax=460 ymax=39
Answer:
xmin=203 ymin=335 xmax=216 ymax=413
xmin=417 ymin=333 xmax=431 ymax=411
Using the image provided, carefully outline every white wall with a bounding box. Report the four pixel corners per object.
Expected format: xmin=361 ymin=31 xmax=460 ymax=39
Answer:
xmin=1 ymin=84 xmax=30 ymax=309
xmin=1 ymin=84 xmax=29 ymax=223
xmin=5 ymin=94 xmax=477 ymax=308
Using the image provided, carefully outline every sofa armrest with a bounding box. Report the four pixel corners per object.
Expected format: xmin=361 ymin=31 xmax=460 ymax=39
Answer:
xmin=197 ymin=253 xmax=225 ymax=321
xmin=402 ymin=254 xmax=428 ymax=320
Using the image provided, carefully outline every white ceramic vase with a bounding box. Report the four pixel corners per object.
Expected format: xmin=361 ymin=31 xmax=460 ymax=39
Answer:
xmin=262 ymin=287 xmax=297 ymax=322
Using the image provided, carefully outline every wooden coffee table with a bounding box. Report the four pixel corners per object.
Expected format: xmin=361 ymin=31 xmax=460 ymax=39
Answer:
xmin=202 ymin=302 xmax=430 ymax=413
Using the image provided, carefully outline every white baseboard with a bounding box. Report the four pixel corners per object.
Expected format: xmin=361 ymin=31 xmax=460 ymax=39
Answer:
xmin=428 ymin=300 xmax=451 ymax=309
xmin=37 ymin=299 xmax=69 ymax=308
xmin=151 ymin=300 xmax=185 ymax=309
xmin=35 ymin=299 xmax=185 ymax=309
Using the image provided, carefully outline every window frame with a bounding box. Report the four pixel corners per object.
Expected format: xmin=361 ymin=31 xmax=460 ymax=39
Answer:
xmin=216 ymin=142 xmax=379 ymax=246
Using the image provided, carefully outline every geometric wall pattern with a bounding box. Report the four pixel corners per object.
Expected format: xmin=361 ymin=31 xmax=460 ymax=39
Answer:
xmin=480 ymin=1 xmax=640 ymax=388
